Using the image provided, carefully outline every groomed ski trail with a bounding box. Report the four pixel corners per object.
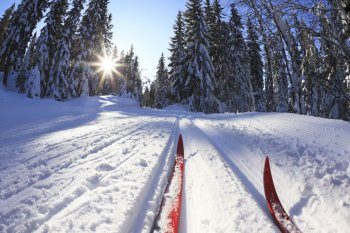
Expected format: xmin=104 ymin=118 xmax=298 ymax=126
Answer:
xmin=192 ymin=113 xmax=350 ymax=232
xmin=0 ymin=107 xmax=180 ymax=232
xmin=1 ymin=93 xmax=349 ymax=233
xmin=179 ymin=118 xmax=276 ymax=233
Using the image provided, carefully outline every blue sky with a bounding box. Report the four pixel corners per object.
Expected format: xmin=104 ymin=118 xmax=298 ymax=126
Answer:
xmin=111 ymin=1 xmax=187 ymax=81
xmin=0 ymin=0 xmax=231 ymax=82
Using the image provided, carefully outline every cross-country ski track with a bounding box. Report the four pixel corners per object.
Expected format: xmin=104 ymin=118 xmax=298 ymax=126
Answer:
xmin=0 ymin=93 xmax=349 ymax=233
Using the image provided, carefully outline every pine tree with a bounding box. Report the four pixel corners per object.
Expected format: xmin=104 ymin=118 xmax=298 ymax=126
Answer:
xmin=16 ymin=33 xmax=38 ymax=93
xmin=209 ymin=0 xmax=230 ymax=110
xmin=227 ymin=4 xmax=255 ymax=112
xmin=149 ymin=82 xmax=156 ymax=107
xmin=0 ymin=4 xmax=15 ymax=51
xmin=298 ymin=20 xmax=320 ymax=116
xmin=169 ymin=11 xmax=186 ymax=103
xmin=143 ymin=86 xmax=151 ymax=106
xmin=26 ymin=66 xmax=41 ymax=98
xmin=78 ymin=0 xmax=112 ymax=96
xmin=132 ymin=55 xmax=142 ymax=103
xmin=204 ymin=0 xmax=215 ymax=54
xmin=0 ymin=0 xmax=48 ymax=87
xmin=104 ymin=13 xmax=113 ymax=53
xmin=69 ymin=61 xmax=92 ymax=97
xmin=154 ymin=53 xmax=170 ymax=108
xmin=271 ymin=33 xmax=289 ymax=113
xmin=37 ymin=0 xmax=68 ymax=98
xmin=117 ymin=50 xmax=127 ymax=96
xmin=184 ymin=0 xmax=221 ymax=113
xmin=319 ymin=12 xmax=349 ymax=120
xmin=208 ymin=0 xmax=223 ymax=63
xmin=124 ymin=46 xmax=135 ymax=96
xmin=119 ymin=46 xmax=142 ymax=102
xmin=247 ymin=18 xmax=266 ymax=112
xmin=109 ymin=45 xmax=120 ymax=94
xmin=79 ymin=0 xmax=111 ymax=62
xmin=49 ymin=0 xmax=86 ymax=101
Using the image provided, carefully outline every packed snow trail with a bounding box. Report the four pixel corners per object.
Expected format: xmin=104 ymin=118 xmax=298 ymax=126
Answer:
xmin=192 ymin=113 xmax=350 ymax=232
xmin=0 ymin=94 xmax=180 ymax=232
xmin=179 ymin=118 xmax=276 ymax=233
xmin=0 ymin=89 xmax=349 ymax=233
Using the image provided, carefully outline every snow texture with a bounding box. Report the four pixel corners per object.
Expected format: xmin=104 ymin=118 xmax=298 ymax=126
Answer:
xmin=0 ymin=87 xmax=349 ymax=233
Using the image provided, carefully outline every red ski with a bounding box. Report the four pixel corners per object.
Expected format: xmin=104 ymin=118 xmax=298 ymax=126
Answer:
xmin=263 ymin=156 xmax=301 ymax=233
xmin=152 ymin=135 xmax=184 ymax=233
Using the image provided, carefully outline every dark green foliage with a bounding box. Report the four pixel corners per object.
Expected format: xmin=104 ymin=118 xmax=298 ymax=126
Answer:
xmin=0 ymin=0 xmax=48 ymax=87
xmin=0 ymin=4 xmax=15 ymax=54
xmin=169 ymin=11 xmax=186 ymax=103
xmin=154 ymin=53 xmax=170 ymax=108
xmin=16 ymin=33 xmax=38 ymax=93
xmin=247 ymin=18 xmax=266 ymax=112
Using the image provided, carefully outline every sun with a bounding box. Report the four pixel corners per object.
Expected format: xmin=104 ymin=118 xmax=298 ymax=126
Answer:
xmin=96 ymin=55 xmax=117 ymax=77
xmin=88 ymin=52 xmax=126 ymax=93
xmin=100 ymin=57 xmax=115 ymax=75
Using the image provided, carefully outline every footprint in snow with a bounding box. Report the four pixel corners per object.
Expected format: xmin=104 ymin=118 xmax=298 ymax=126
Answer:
xmin=139 ymin=159 xmax=148 ymax=167
xmin=96 ymin=163 xmax=115 ymax=172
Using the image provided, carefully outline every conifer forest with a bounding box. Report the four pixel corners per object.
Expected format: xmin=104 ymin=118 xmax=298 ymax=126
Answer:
xmin=0 ymin=0 xmax=349 ymax=120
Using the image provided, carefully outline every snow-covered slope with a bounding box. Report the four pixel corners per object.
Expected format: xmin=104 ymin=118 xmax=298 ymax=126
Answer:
xmin=0 ymin=88 xmax=349 ymax=233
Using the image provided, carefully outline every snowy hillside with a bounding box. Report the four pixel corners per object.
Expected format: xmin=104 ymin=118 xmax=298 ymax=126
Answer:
xmin=0 ymin=88 xmax=349 ymax=233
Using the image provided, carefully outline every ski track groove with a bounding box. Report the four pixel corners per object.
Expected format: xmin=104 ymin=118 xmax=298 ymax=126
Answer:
xmin=0 ymin=118 xmax=155 ymax=202
xmin=191 ymin=119 xmax=274 ymax=219
xmin=0 ymin=116 xmax=179 ymax=233
xmin=0 ymin=116 xmax=151 ymax=164
xmin=180 ymin=118 xmax=277 ymax=233
xmin=121 ymin=117 xmax=180 ymax=233
xmin=34 ymin=118 xmax=178 ymax=233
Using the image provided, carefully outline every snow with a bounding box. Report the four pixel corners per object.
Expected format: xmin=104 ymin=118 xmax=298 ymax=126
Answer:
xmin=0 ymin=88 xmax=349 ymax=233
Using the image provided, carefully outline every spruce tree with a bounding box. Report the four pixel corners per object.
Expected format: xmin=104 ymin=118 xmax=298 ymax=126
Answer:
xmin=124 ymin=46 xmax=135 ymax=96
xmin=0 ymin=4 xmax=15 ymax=51
xmin=204 ymin=0 xmax=215 ymax=55
xmin=119 ymin=46 xmax=142 ymax=102
xmin=49 ymin=0 xmax=86 ymax=101
xmin=210 ymin=0 xmax=231 ymax=111
xmin=0 ymin=0 xmax=48 ymax=87
xmin=149 ymin=82 xmax=156 ymax=107
xmin=16 ymin=33 xmax=37 ymax=93
xmin=168 ymin=11 xmax=186 ymax=103
xmin=319 ymin=14 xmax=349 ymax=120
xmin=247 ymin=18 xmax=266 ymax=112
xmin=132 ymin=55 xmax=142 ymax=103
xmin=227 ymin=4 xmax=255 ymax=112
xmin=298 ymin=20 xmax=320 ymax=116
xmin=143 ymin=86 xmax=151 ymax=107
xmin=271 ymin=34 xmax=289 ymax=113
xmin=208 ymin=0 xmax=223 ymax=63
xmin=117 ymin=50 xmax=127 ymax=96
xmin=263 ymin=29 xmax=276 ymax=113
xmin=184 ymin=0 xmax=221 ymax=113
xmin=109 ymin=45 xmax=120 ymax=94
xmin=79 ymin=0 xmax=111 ymax=62
xmin=78 ymin=0 xmax=112 ymax=96
xmin=104 ymin=13 xmax=113 ymax=53
xmin=154 ymin=53 xmax=170 ymax=108
xmin=37 ymin=0 xmax=68 ymax=98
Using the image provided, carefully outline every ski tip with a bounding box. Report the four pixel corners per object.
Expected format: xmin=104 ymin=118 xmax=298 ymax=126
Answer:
xmin=264 ymin=156 xmax=270 ymax=169
xmin=177 ymin=134 xmax=184 ymax=157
